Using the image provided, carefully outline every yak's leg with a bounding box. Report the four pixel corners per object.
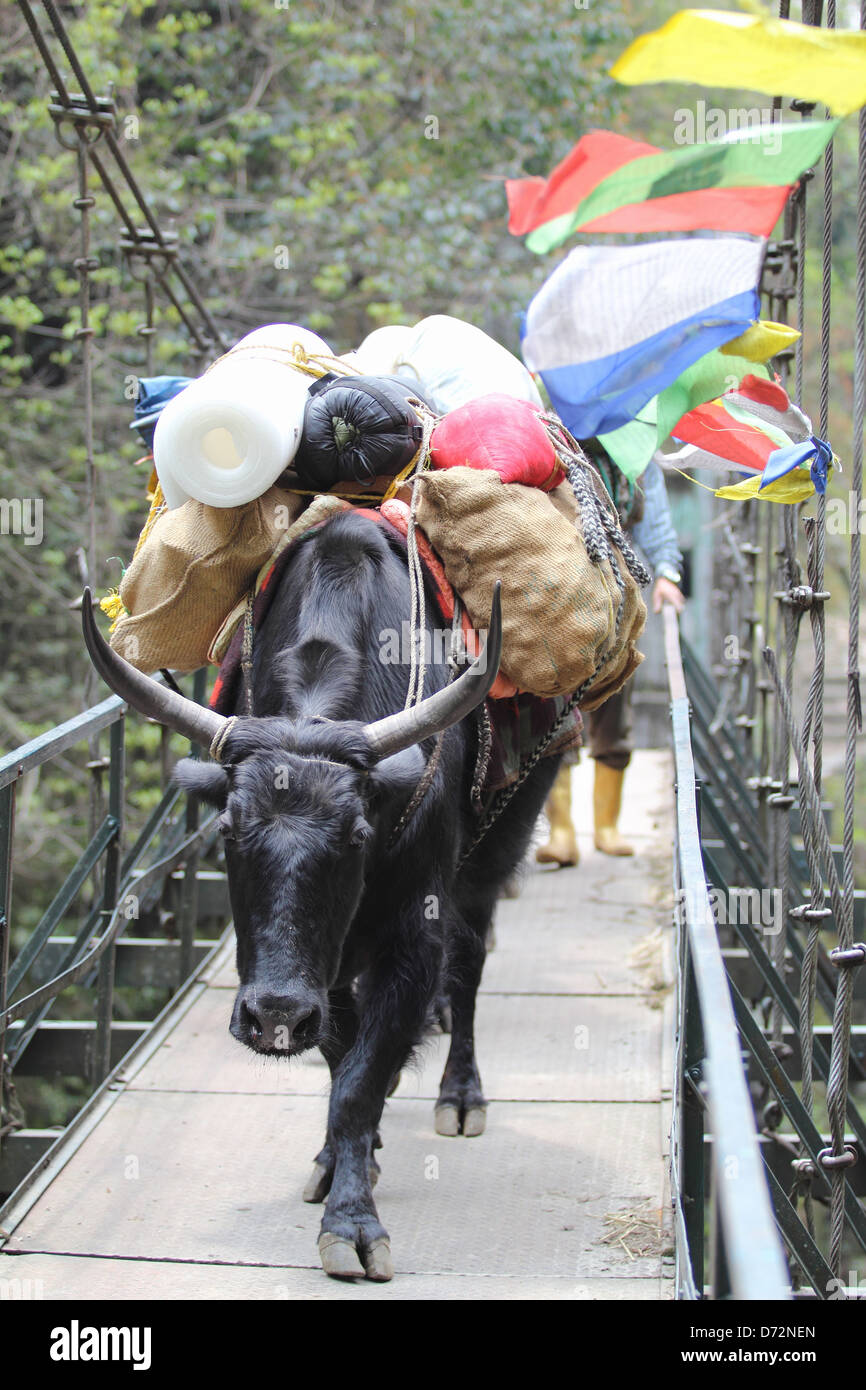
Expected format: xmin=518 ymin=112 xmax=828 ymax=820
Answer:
xmin=304 ymin=985 xmax=386 ymax=1204
xmin=317 ymin=919 xmax=439 ymax=1282
xmin=436 ymin=755 xmax=563 ymax=1139
xmin=435 ymin=913 xmax=489 ymax=1137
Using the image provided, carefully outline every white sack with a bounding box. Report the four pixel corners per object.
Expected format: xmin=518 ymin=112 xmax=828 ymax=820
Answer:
xmin=393 ymin=315 xmax=543 ymax=415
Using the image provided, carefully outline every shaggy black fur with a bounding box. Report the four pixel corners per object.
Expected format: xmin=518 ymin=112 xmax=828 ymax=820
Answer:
xmin=174 ymin=511 xmax=559 ymax=1276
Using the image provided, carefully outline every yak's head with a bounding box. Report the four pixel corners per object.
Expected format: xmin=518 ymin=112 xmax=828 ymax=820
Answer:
xmin=80 ymin=585 xmax=501 ymax=1059
xmin=171 ymin=719 xmax=423 ymax=1056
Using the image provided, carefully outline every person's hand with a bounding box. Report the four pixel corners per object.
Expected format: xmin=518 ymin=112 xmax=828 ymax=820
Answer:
xmin=652 ymin=577 xmax=685 ymax=614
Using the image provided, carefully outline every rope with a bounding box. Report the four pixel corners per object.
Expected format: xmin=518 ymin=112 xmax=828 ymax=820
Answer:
xmin=202 ymin=341 xmax=363 ymax=380
xmin=387 ymin=731 xmax=444 ymax=849
xmin=404 ymin=476 xmax=426 ymax=710
xmin=240 ymin=587 xmax=255 ymax=716
xmin=542 ymin=417 xmax=652 ymax=590
xmin=386 ymin=599 xmax=465 ymax=848
xmin=763 ymin=646 xmax=862 ymax=1278
xmin=796 ymin=511 xmax=829 ymax=1242
xmin=460 ymin=686 xmax=583 ymax=866
xmin=801 ymin=46 xmax=837 ymax=1250
xmin=400 ymin=410 xmax=437 ymax=712
xmin=209 ymin=715 xmax=239 ymax=764
xmin=471 ymin=701 xmax=493 ymax=814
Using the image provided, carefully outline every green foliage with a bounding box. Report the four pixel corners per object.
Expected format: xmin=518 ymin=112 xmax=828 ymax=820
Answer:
xmin=0 ymin=0 xmax=631 ymax=736
xmin=1 ymin=0 xmax=861 ymax=854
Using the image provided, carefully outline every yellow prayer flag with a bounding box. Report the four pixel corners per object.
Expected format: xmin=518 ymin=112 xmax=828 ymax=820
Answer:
xmin=720 ymin=320 xmax=801 ymax=363
xmin=611 ymin=10 xmax=866 ymax=118
xmin=714 ymin=471 xmax=815 ymax=502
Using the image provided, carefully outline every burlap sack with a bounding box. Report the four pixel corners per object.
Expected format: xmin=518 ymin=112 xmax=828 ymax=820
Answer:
xmin=110 ymin=485 xmax=307 ymax=672
xmin=415 ymin=468 xmax=645 ymax=703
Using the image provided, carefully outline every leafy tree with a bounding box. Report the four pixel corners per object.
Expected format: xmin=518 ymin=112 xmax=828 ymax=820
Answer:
xmin=0 ymin=0 xmax=630 ymax=734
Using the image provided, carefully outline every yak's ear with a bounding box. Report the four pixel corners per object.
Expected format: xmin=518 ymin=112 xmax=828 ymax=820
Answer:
xmin=368 ymin=746 xmax=425 ymax=801
xmin=173 ymin=758 xmax=229 ymax=807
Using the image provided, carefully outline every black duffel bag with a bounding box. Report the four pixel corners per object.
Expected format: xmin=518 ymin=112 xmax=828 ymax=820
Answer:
xmin=294 ymin=374 xmax=429 ymax=491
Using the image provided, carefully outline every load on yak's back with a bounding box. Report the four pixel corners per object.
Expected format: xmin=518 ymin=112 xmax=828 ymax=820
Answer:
xmin=104 ymin=314 xmax=649 ymax=710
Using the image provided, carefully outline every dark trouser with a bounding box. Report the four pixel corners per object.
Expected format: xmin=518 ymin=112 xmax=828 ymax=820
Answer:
xmin=587 ymin=680 xmax=633 ymax=772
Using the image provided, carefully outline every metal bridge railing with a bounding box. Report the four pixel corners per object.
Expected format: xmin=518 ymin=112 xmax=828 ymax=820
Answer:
xmin=1 ymin=6 xmax=236 ymax=1211
xmin=666 ymin=0 xmax=866 ymax=1304
xmin=665 ymin=605 xmax=790 ymax=1300
xmin=0 ymin=670 xmax=226 ymax=1208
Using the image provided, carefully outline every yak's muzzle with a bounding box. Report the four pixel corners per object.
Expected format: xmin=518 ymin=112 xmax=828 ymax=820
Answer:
xmin=231 ymin=984 xmax=325 ymax=1056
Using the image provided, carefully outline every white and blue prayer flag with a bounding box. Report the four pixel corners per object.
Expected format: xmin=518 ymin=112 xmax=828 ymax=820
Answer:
xmin=521 ymin=237 xmax=764 ymax=439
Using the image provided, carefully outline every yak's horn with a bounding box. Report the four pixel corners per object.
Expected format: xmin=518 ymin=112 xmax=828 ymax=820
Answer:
xmin=364 ymin=582 xmax=503 ymax=762
xmin=82 ymin=588 xmax=228 ymax=750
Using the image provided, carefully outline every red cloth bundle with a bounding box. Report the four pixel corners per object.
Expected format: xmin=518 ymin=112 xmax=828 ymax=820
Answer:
xmin=430 ymin=394 xmax=564 ymax=491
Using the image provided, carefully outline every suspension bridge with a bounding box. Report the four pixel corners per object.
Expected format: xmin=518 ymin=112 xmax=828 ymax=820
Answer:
xmin=0 ymin=752 xmax=675 ymax=1300
xmin=1 ymin=0 xmax=865 ymax=1302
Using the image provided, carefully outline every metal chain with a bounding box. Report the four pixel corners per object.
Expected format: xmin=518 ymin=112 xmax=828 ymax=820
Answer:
xmin=459 ymin=685 xmax=585 ymax=866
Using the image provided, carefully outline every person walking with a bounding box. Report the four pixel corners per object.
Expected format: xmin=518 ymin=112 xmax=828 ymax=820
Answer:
xmin=537 ymin=453 xmax=685 ymax=866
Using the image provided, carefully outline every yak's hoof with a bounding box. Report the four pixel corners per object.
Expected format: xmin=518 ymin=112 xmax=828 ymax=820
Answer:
xmin=363 ymin=1237 xmax=394 ymax=1281
xmin=435 ymin=1102 xmax=487 ymax=1137
xmin=303 ymin=1162 xmax=331 ymax=1204
xmin=318 ymin=1233 xmax=393 ymax=1283
xmin=318 ymin=1233 xmax=365 ymax=1279
xmin=462 ymin=1106 xmax=487 ymax=1137
xmin=434 ymin=1103 xmax=460 ymax=1136
xmin=304 ymin=1159 xmax=379 ymax=1203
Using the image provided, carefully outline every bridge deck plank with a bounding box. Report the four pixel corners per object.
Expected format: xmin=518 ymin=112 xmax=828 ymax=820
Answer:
xmin=0 ymin=750 xmax=675 ymax=1300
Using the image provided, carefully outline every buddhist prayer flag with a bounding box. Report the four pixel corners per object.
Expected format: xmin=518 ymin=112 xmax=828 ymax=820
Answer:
xmin=521 ymin=236 xmax=764 ymax=440
xmin=674 ymin=376 xmax=811 ymax=474
xmin=713 ymin=428 xmax=834 ymax=502
xmin=508 ymin=122 xmax=837 ymax=253
xmin=672 ymin=399 xmax=783 ymax=473
xmin=610 ymin=9 xmax=866 ymax=118
xmin=681 ymin=376 xmax=835 ymax=503
xmin=597 ymin=329 xmax=803 ymax=479
xmin=597 ymin=353 xmax=770 ymax=482
xmin=719 ymin=320 xmax=800 ymax=363
xmin=714 ymin=470 xmax=817 ymax=503
xmin=761 ymin=436 xmax=832 ymax=492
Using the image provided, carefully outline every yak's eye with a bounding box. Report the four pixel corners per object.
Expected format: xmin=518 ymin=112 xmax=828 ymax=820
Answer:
xmin=349 ymin=817 xmax=372 ymax=848
xmin=219 ymin=810 xmax=235 ymax=840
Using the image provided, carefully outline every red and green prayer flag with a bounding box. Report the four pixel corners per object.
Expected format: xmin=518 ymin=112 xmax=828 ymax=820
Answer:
xmin=507 ymin=121 xmax=838 ymax=254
